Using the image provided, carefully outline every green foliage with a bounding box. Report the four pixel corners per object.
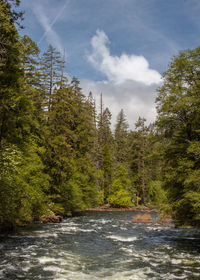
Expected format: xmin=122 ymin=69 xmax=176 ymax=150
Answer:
xmin=98 ymin=106 xmax=113 ymax=150
xmin=0 ymin=143 xmax=22 ymax=229
xmin=0 ymin=1 xmax=167 ymax=231
xmin=156 ymin=46 xmax=200 ymax=226
xmin=0 ymin=1 xmax=51 ymax=230
xmin=5 ymin=0 xmax=200 ymax=232
xmin=17 ymin=140 xmax=50 ymax=219
xmin=39 ymin=45 xmax=65 ymax=97
xmin=1 ymin=0 xmax=23 ymax=26
xmin=0 ymin=1 xmax=28 ymax=145
xmin=102 ymin=144 xmax=112 ymax=201
xmin=147 ymin=180 xmax=166 ymax=206
xmin=108 ymin=164 xmax=135 ymax=207
xmin=20 ymin=35 xmax=40 ymax=86
xmin=108 ymin=189 xmax=133 ymax=208
xmin=0 ymin=141 xmax=49 ymax=229
xmin=114 ymin=109 xmax=129 ymax=163
xmin=128 ymin=119 xmax=161 ymax=206
xmin=44 ymin=82 xmax=101 ymax=216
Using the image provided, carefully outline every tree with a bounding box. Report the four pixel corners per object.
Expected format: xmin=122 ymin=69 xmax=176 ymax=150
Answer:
xmin=114 ymin=109 xmax=129 ymax=163
xmin=102 ymin=144 xmax=113 ymax=201
xmin=107 ymin=163 xmax=135 ymax=207
xmin=87 ymin=92 xmax=99 ymax=166
xmin=1 ymin=0 xmax=23 ymax=26
xmin=39 ymin=45 xmax=64 ymax=111
xmin=96 ymin=95 xmax=113 ymax=202
xmin=0 ymin=2 xmax=51 ymax=230
xmin=0 ymin=140 xmax=50 ymax=230
xmin=0 ymin=1 xmax=29 ymax=146
xmin=44 ymin=80 xmax=100 ymax=215
xmin=156 ymin=46 xmax=200 ymax=226
xmin=135 ymin=117 xmax=147 ymax=204
xmin=20 ymin=35 xmax=40 ymax=86
xmin=98 ymin=105 xmax=113 ymax=150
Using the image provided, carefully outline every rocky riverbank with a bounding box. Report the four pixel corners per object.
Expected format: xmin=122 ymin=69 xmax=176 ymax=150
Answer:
xmin=87 ymin=205 xmax=158 ymax=213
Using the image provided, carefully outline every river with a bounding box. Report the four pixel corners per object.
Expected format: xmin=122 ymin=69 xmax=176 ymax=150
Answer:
xmin=0 ymin=211 xmax=200 ymax=279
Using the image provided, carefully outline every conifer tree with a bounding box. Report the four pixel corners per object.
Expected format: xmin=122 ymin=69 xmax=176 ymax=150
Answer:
xmin=108 ymin=163 xmax=135 ymax=207
xmin=1 ymin=0 xmax=23 ymax=26
xmin=0 ymin=1 xmax=50 ymax=230
xmin=39 ymin=45 xmax=64 ymax=111
xmin=21 ymin=35 xmax=40 ymax=86
xmin=135 ymin=117 xmax=148 ymax=204
xmin=0 ymin=1 xmax=27 ymax=146
xmin=44 ymin=79 xmax=101 ymax=215
xmin=97 ymin=95 xmax=113 ymax=150
xmin=95 ymin=95 xmax=113 ymax=202
xmin=156 ymin=46 xmax=200 ymax=226
xmin=102 ymin=144 xmax=113 ymax=201
xmin=114 ymin=109 xmax=129 ymax=163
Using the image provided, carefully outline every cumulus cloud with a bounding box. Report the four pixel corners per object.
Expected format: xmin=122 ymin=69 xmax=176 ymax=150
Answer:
xmin=81 ymin=79 xmax=158 ymax=129
xmin=88 ymin=30 xmax=161 ymax=85
xmin=84 ymin=30 xmax=161 ymax=129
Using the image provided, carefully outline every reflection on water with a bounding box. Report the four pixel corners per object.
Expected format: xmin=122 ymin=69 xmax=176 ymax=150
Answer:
xmin=0 ymin=211 xmax=200 ymax=279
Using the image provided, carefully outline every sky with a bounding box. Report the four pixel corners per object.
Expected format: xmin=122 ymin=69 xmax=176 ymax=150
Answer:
xmin=19 ymin=0 xmax=200 ymax=129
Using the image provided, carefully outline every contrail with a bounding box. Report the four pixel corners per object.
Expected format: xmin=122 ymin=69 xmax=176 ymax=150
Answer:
xmin=38 ymin=0 xmax=68 ymax=46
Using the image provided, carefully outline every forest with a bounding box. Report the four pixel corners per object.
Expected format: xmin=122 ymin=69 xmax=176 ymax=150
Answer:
xmin=0 ymin=0 xmax=200 ymax=231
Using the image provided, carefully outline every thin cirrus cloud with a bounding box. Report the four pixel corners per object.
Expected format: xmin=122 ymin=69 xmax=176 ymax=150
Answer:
xmin=32 ymin=3 xmax=66 ymax=53
xmin=87 ymin=30 xmax=162 ymax=85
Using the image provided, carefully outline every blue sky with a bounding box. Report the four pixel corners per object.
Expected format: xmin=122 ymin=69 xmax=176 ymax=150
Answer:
xmin=19 ymin=0 xmax=200 ymax=128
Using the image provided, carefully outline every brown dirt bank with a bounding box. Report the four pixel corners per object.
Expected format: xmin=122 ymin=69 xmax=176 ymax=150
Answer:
xmin=86 ymin=206 xmax=158 ymax=213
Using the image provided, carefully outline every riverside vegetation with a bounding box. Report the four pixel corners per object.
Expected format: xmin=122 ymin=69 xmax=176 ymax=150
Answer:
xmin=0 ymin=0 xmax=200 ymax=231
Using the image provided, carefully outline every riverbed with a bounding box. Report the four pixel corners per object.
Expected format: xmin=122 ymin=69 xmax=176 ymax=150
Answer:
xmin=0 ymin=211 xmax=200 ymax=279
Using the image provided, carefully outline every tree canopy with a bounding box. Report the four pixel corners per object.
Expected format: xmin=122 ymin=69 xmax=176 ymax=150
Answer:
xmin=1 ymin=0 xmax=200 ymax=230
xmin=156 ymin=47 xmax=200 ymax=226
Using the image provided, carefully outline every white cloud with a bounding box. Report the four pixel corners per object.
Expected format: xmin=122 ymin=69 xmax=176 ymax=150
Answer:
xmin=88 ymin=30 xmax=161 ymax=85
xmin=84 ymin=30 xmax=161 ymax=129
xmin=81 ymin=79 xmax=158 ymax=130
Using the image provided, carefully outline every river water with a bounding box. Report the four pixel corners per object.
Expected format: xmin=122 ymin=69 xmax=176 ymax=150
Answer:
xmin=0 ymin=211 xmax=200 ymax=280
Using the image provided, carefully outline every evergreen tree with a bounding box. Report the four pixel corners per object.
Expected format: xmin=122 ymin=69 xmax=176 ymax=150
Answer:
xmin=108 ymin=163 xmax=135 ymax=207
xmin=102 ymin=144 xmax=113 ymax=201
xmin=96 ymin=95 xmax=113 ymax=202
xmin=98 ymin=107 xmax=113 ymax=150
xmin=87 ymin=92 xmax=99 ymax=165
xmin=1 ymin=0 xmax=186 ymax=231
xmin=0 ymin=1 xmax=27 ymax=145
xmin=45 ymin=81 xmax=100 ymax=215
xmin=129 ymin=119 xmax=165 ymax=206
xmin=1 ymin=0 xmax=23 ymax=26
xmin=156 ymin=46 xmax=200 ymax=226
xmin=21 ymin=35 xmax=40 ymax=86
xmin=114 ymin=109 xmax=129 ymax=163
xmin=134 ymin=117 xmax=148 ymax=204
xmin=39 ymin=45 xmax=64 ymax=111
xmin=0 ymin=1 xmax=50 ymax=230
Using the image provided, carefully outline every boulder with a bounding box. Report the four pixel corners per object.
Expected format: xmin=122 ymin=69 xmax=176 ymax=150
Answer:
xmin=40 ymin=215 xmax=62 ymax=224
xmin=132 ymin=213 xmax=153 ymax=223
xmin=157 ymin=217 xmax=172 ymax=225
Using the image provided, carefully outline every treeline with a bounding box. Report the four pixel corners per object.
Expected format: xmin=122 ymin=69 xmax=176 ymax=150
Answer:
xmin=0 ymin=0 xmax=200 ymax=229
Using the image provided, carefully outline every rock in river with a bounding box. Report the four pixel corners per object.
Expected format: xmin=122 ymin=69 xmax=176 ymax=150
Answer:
xmin=132 ymin=213 xmax=153 ymax=223
xmin=40 ymin=215 xmax=62 ymax=224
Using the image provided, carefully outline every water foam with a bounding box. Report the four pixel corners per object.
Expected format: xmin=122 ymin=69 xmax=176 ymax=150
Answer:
xmin=108 ymin=235 xmax=138 ymax=242
xmin=1 ymin=212 xmax=200 ymax=280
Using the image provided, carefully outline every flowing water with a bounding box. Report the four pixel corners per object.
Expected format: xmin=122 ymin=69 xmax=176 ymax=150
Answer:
xmin=0 ymin=211 xmax=200 ymax=280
